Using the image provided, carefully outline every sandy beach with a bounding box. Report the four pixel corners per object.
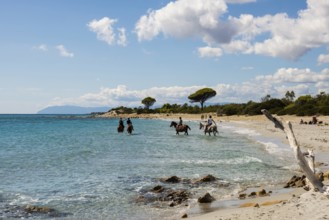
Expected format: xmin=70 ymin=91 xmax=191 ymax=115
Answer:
xmin=97 ymin=112 xmax=329 ymax=219
xmin=189 ymin=114 xmax=329 ymax=220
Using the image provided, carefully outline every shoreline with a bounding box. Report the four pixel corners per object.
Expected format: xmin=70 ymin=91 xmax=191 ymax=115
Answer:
xmin=96 ymin=112 xmax=329 ymax=219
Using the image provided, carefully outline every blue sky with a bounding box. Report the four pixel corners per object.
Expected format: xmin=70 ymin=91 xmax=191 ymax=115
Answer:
xmin=1 ymin=0 xmax=329 ymax=113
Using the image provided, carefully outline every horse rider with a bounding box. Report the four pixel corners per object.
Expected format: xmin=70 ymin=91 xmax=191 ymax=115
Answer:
xmin=127 ymin=118 xmax=132 ymax=126
xmin=126 ymin=117 xmax=134 ymax=132
xmin=205 ymin=115 xmax=216 ymax=131
xmin=178 ymin=117 xmax=183 ymax=129
xmin=119 ymin=117 xmax=124 ymax=128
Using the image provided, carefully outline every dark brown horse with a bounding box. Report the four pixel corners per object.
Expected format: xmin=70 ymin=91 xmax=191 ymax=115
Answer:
xmin=170 ymin=121 xmax=191 ymax=135
xmin=127 ymin=124 xmax=134 ymax=134
xmin=117 ymin=124 xmax=124 ymax=133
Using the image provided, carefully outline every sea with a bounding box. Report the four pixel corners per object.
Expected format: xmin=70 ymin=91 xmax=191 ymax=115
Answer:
xmin=0 ymin=114 xmax=296 ymax=220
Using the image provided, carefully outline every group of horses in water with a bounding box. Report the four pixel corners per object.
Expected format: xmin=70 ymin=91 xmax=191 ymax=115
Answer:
xmin=117 ymin=119 xmax=218 ymax=136
xmin=117 ymin=123 xmax=134 ymax=134
xmin=170 ymin=121 xmax=218 ymax=136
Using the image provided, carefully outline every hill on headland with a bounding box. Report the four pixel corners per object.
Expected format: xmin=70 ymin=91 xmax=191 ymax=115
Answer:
xmin=37 ymin=106 xmax=109 ymax=114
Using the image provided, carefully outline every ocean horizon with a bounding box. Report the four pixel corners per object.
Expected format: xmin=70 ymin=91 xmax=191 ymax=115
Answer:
xmin=0 ymin=114 xmax=296 ymax=219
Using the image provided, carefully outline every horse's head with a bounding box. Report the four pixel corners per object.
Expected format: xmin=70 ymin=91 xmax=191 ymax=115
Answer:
xmin=170 ymin=121 xmax=177 ymax=127
xmin=199 ymin=122 xmax=204 ymax=130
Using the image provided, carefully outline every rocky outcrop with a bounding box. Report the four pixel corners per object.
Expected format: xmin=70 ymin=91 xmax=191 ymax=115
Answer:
xmin=238 ymin=189 xmax=271 ymax=199
xmin=163 ymin=176 xmax=181 ymax=183
xmin=284 ymin=175 xmax=307 ymax=188
xmin=198 ymin=193 xmax=215 ymax=203
xmin=136 ymin=185 xmax=190 ymax=207
xmin=0 ymin=204 xmax=71 ymax=219
xmin=194 ymin=175 xmax=217 ymax=184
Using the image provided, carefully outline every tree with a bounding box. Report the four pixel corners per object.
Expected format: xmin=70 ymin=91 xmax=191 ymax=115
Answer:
xmin=261 ymin=94 xmax=271 ymax=102
xmin=188 ymin=88 xmax=216 ymax=110
xmin=285 ymin=91 xmax=295 ymax=102
xmin=141 ymin=97 xmax=156 ymax=109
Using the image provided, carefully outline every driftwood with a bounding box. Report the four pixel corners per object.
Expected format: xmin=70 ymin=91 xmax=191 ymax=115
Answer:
xmin=261 ymin=109 xmax=325 ymax=192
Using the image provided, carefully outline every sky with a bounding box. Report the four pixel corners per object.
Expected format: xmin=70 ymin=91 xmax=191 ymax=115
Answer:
xmin=1 ymin=0 xmax=329 ymax=113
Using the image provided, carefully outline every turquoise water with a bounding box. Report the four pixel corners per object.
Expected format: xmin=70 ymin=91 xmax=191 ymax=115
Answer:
xmin=0 ymin=115 xmax=295 ymax=219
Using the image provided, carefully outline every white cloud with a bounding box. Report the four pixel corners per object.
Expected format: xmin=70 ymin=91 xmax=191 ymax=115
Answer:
xmin=46 ymin=66 xmax=329 ymax=108
xmin=135 ymin=0 xmax=228 ymax=42
xmin=55 ymin=45 xmax=74 ymax=58
xmin=198 ymin=46 xmax=222 ymax=57
xmin=318 ymin=54 xmax=329 ymax=65
xmin=88 ymin=17 xmax=127 ymax=46
xmin=35 ymin=44 xmax=48 ymax=51
xmin=117 ymin=28 xmax=127 ymax=46
xmin=225 ymin=0 xmax=256 ymax=3
xmin=48 ymin=85 xmax=203 ymax=108
xmin=255 ymin=68 xmax=329 ymax=84
xmin=135 ymin=0 xmax=329 ymax=60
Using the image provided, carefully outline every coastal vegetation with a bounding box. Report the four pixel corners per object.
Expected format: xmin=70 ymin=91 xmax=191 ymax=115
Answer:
xmin=141 ymin=97 xmax=156 ymax=109
xmin=109 ymin=91 xmax=329 ymax=116
xmin=188 ymin=88 xmax=217 ymax=110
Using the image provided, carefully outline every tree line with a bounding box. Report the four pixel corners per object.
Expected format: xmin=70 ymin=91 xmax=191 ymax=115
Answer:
xmin=109 ymin=88 xmax=329 ymax=116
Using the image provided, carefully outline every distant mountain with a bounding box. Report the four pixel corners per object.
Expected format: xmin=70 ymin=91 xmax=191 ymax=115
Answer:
xmin=37 ymin=106 xmax=109 ymax=114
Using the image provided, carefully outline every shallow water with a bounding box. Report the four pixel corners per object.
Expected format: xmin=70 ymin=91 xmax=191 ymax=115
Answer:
xmin=0 ymin=115 xmax=295 ymax=219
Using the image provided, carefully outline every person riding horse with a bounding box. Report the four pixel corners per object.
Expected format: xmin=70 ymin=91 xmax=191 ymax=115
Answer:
xmin=205 ymin=115 xmax=216 ymax=132
xmin=178 ymin=117 xmax=183 ymax=129
xmin=170 ymin=120 xmax=191 ymax=135
xmin=118 ymin=117 xmax=124 ymax=132
xmin=126 ymin=118 xmax=134 ymax=134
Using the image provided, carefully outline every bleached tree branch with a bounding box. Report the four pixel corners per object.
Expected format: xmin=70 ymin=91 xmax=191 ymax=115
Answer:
xmin=261 ymin=109 xmax=324 ymax=192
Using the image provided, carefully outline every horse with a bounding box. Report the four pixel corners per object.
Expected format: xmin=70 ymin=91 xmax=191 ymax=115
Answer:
xmin=170 ymin=121 xmax=191 ymax=135
xmin=199 ymin=122 xmax=218 ymax=136
xmin=127 ymin=124 xmax=134 ymax=134
xmin=117 ymin=124 xmax=124 ymax=133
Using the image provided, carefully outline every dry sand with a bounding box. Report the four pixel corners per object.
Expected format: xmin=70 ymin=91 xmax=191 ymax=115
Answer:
xmin=97 ymin=112 xmax=329 ymax=220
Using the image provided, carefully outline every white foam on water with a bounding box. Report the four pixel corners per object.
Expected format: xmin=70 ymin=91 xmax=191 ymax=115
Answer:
xmin=222 ymin=122 xmax=293 ymax=159
xmin=181 ymin=156 xmax=263 ymax=165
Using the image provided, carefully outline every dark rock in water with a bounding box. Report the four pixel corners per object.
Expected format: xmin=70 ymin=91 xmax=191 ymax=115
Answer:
xmin=194 ymin=174 xmax=217 ymax=184
xmin=24 ymin=205 xmax=53 ymax=213
xmin=248 ymin=192 xmax=257 ymax=197
xmin=152 ymin=185 xmax=165 ymax=193
xmin=198 ymin=193 xmax=215 ymax=203
xmin=238 ymin=193 xmax=247 ymax=199
xmin=136 ymin=186 xmax=190 ymax=207
xmin=181 ymin=213 xmax=188 ymax=218
xmin=0 ymin=204 xmax=72 ymax=219
xmin=257 ymin=189 xmax=267 ymax=197
xmin=163 ymin=176 xmax=181 ymax=183
xmin=166 ymin=190 xmax=190 ymax=206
